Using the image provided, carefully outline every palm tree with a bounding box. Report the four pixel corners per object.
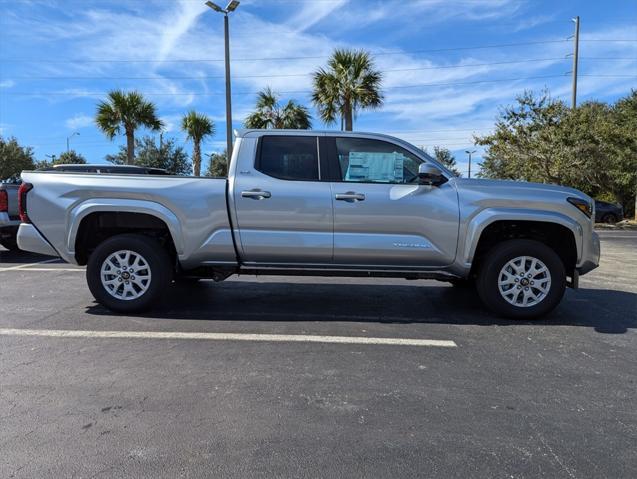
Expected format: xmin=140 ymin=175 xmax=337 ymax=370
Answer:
xmin=95 ymin=90 xmax=163 ymax=165
xmin=181 ymin=111 xmax=215 ymax=176
xmin=312 ymin=49 xmax=383 ymax=131
xmin=245 ymin=87 xmax=312 ymax=130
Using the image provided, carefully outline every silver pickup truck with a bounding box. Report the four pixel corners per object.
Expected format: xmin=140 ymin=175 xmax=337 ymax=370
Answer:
xmin=17 ymin=130 xmax=600 ymax=318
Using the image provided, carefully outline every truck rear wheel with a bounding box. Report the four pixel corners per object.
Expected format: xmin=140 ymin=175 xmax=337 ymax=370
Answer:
xmin=476 ymin=239 xmax=566 ymax=319
xmin=87 ymin=234 xmax=171 ymax=313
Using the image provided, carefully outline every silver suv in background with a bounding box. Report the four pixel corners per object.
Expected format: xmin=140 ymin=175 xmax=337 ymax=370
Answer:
xmin=16 ymin=130 xmax=600 ymax=319
xmin=0 ymin=181 xmax=21 ymax=250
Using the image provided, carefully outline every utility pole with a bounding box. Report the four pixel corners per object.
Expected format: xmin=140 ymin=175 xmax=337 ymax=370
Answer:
xmin=205 ymin=1 xmax=240 ymax=160
xmin=571 ymin=16 xmax=580 ymax=109
xmin=634 ymin=177 xmax=637 ymax=221
xmin=465 ymin=150 xmax=476 ymax=179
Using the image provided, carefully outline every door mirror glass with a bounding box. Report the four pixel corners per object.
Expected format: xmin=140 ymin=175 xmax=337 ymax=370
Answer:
xmin=418 ymin=164 xmax=445 ymax=185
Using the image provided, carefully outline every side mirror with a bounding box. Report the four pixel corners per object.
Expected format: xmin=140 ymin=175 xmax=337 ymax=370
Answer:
xmin=418 ymin=164 xmax=445 ymax=186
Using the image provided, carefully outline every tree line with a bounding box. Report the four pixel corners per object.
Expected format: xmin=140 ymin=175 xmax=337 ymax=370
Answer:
xmin=475 ymin=89 xmax=637 ymax=217
xmin=1 ymin=48 xmax=635 ymax=217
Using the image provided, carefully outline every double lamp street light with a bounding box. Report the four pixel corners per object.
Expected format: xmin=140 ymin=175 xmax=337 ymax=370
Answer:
xmin=205 ymin=0 xmax=240 ymax=158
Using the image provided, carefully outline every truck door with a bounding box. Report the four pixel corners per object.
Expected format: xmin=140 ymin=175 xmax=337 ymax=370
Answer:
xmin=327 ymin=136 xmax=459 ymax=268
xmin=232 ymin=135 xmax=333 ymax=265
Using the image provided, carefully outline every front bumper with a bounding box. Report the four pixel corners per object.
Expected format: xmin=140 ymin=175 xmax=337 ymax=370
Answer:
xmin=577 ymin=230 xmax=600 ymax=275
xmin=17 ymin=223 xmax=59 ymax=257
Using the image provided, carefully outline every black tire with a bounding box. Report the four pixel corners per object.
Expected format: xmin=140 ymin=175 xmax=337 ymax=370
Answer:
xmin=87 ymin=234 xmax=172 ymax=313
xmin=448 ymin=278 xmax=474 ymax=288
xmin=0 ymin=236 xmax=19 ymax=251
xmin=476 ymin=239 xmax=566 ymax=320
xmin=601 ymin=213 xmax=618 ymax=224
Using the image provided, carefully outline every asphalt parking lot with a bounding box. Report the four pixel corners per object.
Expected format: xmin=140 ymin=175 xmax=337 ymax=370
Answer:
xmin=1 ymin=231 xmax=636 ymax=478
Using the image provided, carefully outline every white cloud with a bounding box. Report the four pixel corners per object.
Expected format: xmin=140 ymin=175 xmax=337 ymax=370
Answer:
xmin=285 ymin=0 xmax=349 ymax=33
xmin=65 ymin=114 xmax=94 ymax=130
xmin=157 ymin=0 xmax=208 ymax=61
xmin=0 ymin=79 xmax=15 ymax=88
xmin=511 ymin=14 xmax=556 ymax=32
xmin=160 ymin=114 xmax=184 ymax=133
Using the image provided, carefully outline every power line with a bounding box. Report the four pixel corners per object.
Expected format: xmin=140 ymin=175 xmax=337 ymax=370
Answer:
xmin=2 ymin=38 xmax=635 ymax=65
xmin=9 ymin=57 xmax=572 ymax=80
xmin=580 ymin=38 xmax=637 ymax=42
xmin=0 ymin=39 xmax=574 ymax=64
xmin=6 ymin=58 xmax=634 ymax=82
xmin=3 ymin=74 xmax=632 ymax=97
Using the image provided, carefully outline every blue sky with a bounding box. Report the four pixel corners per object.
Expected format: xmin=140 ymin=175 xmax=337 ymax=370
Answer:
xmin=0 ymin=0 xmax=636 ymax=175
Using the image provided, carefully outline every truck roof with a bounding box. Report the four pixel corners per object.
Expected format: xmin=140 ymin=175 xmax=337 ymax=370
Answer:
xmin=236 ymin=129 xmax=405 ymax=139
xmin=234 ymin=129 xmax=437 ymax=162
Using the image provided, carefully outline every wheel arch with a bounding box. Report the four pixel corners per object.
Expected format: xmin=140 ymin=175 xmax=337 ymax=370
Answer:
xmin=464 ymin=209 xmax=581 ymax=277
xmin=70 ymin=201 xmax=182 ymax=265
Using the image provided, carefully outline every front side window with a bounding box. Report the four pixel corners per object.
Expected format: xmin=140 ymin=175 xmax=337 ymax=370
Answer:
xmin=257 ymin=136 xmax=319 ymax=181
xmin=335 ymin=138 xmax=423 ymax=184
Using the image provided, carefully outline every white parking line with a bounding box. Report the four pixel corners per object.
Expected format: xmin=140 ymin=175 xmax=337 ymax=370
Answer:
xmin=0 ymin=267 xmax=84 ymax=272
xmin=0 ymin=258 xmax=60 ymax=272
xmin=0 ymin=328 xmax=457 ymax=348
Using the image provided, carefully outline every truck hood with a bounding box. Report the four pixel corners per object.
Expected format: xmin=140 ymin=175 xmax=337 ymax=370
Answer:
xmin=453 ymin=178 xmax=591 ymax=202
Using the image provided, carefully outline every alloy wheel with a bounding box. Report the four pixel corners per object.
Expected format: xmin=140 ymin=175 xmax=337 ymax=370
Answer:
xmin=100 ymin=250 xmax=152 ymax=300
xmin=498 ymin=256 xmax=552 ymax=308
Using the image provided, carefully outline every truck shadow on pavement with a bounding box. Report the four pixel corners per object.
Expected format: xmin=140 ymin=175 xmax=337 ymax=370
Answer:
xmin=86 ymin=280 xmax=637 ymax=334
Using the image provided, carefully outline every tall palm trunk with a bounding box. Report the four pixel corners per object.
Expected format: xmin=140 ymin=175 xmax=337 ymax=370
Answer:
xmin=126 ymin=129 xmax=135 ymax=165
xmin=343 ymin=101 xmax=353 ymax=131
xmin=193 ymin=140 xmax=201 ymax=176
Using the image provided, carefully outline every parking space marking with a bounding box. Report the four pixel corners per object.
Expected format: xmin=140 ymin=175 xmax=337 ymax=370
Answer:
xmin=0 ymin=258 xmax=61 ymax=272
xmin=0 ymin=267 xmax=84 ymax=272
xmin=0 ymin=328 xmax=457 ymax=348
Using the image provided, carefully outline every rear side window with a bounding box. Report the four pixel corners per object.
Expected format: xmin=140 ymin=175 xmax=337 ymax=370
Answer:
xmin=257 ymin=136 xmax=319 ymax=181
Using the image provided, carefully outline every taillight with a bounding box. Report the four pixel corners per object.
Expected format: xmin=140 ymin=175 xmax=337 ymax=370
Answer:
xmin=18 ymin=182 xmax=33 ymax=223
xmin=0 ymin=190 xmax=7 ymax=213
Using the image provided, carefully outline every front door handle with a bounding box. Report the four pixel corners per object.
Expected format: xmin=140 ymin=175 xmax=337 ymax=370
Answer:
xmin=335 ymin=192 xmax=365 ymax=202
xmin=241 ymin=189 xmax=271 ymax=200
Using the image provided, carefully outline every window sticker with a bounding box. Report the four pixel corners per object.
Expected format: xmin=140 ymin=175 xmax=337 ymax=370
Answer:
xmin=345 ymin=152 xmax=405 ymax=183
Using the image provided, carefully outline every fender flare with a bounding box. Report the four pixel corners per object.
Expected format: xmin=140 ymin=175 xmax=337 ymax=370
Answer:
xmin=461 ymin=208 xmax=583 ymax=265
xmin=66 ymin=199 xmax=184 ymax=255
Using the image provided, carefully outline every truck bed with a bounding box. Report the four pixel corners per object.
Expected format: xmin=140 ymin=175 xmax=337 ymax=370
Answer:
xmin=20 ymin=171 xmax=236 ymax=267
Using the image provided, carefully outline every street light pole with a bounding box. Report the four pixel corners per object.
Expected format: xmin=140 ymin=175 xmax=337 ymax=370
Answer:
xmin=223 ymin=12 xmax=233 ymax=159
xmin=205 ymin=1 xmax=240 ymax=159
xmin=67 ymin=131 xmax=79 ymax=153
xmin=465 ymin=150 xmax=476 ymax=179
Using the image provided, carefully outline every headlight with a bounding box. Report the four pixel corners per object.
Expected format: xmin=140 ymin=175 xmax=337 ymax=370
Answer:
xmin=567 ymin=197 xmax=592 ymax=218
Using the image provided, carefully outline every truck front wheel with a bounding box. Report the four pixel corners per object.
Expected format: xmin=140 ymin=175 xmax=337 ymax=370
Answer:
xmin=87 ymin=234 xmax=172 ymax=313
xmin=476 ymin=239 xmax=566 ymax=319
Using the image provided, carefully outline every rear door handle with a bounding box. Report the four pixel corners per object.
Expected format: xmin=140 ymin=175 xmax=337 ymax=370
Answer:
xmin=335 ymin=192 xmax=365 ymax=202
xmin=241 ymin=189 xmax=271 ymax=200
